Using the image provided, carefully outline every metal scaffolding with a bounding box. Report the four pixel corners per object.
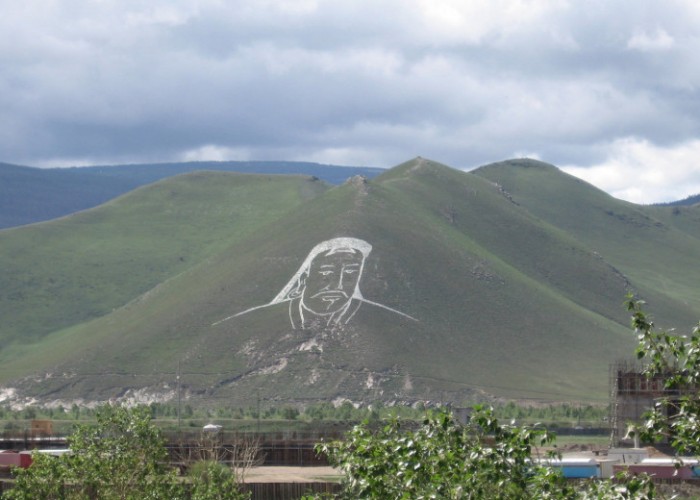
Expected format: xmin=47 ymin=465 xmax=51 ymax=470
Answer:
xmin=609 ymin=359 xmax=672 ymax=446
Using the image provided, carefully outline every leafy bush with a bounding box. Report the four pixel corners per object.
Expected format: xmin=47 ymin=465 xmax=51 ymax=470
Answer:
xmin=188 ymin=461 xmax=248 ymax=500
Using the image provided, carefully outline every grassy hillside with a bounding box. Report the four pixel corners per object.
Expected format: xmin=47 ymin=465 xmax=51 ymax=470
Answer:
xmin=473 ymin=159 xmax=700 ymax=330
xmin=1 ymin=159 xmax=674 ymax=407
xmin=0 ymin=171 xmax=328 ymax=345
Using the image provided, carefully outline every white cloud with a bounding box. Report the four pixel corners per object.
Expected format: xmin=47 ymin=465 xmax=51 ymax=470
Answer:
xmin=300 ymin=147 xmax=383 ymax=166
xmin=179 ymin=145 xmax=253 ymax=162
xmin=412 ymin=0 xmax=569 ymax=45
xmin=125 ymin=5 xmax=200 ymax=28
xmin=511 ymin=151 xmax=542 ymax=161
xmin=627 ymin=29 xmax=675 ymax=51
xmin=33 ymin=157 xmax=105 ymax=169
xmin=562 ymin=138 xmax=700 ymax=204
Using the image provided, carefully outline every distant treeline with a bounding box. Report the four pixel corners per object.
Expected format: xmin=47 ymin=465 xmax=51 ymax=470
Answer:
xmin=0 ymin=400 xmax=608 ymax=434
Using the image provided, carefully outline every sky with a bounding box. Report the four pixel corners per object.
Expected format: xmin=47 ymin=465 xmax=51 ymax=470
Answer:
xmin=2 ymin=1 xmax=700 ymax=203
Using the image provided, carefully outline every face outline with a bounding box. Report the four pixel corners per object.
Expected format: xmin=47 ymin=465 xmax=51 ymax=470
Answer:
xmin=301 ymin=248 xmax=364 ymax=315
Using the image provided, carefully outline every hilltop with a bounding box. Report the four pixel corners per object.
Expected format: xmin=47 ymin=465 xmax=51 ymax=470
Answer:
xmin=0 ymin=160 xmax=382 ymax=229
xmin=1 ymin=158 xmax=699 ymax=408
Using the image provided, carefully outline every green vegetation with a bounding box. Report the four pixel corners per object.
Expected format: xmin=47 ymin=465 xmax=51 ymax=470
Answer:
xmin=6 ymin=405 xmax=248 ymax=499
xmin=0 ymin=401 xmax=608 ymax=439
xmin=315 ymin=407 xmax=652 ymax=499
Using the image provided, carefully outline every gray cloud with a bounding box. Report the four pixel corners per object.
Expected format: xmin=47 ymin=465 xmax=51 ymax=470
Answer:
xmin=2 ymin=0 xmax=700 ymax=201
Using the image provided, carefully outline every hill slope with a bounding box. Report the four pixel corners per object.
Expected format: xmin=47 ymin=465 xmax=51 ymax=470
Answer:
xmin=0 ymin=171 xmax=328 ymax=346
xmin=473 ymin=159 xmax=700 ymax=329
xmin=5 ymin=158 xmax=696 ymax=407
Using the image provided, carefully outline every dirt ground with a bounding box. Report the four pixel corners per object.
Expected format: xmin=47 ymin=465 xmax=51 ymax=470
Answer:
xmin=243 ymin=466 xmax=341 ymax=483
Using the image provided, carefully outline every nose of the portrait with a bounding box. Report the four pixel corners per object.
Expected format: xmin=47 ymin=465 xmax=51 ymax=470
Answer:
xmin=323 ymin=268 xmax=353 ymax=292
xmin=329 ymin=272 xmax=345 ymax=291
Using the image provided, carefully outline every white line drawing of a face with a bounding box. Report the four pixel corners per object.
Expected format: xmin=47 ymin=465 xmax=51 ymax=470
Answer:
xmin=213 ymin=237 xmax=417 ymax=329
xmin=302 ymin=248 xmax=364 ymax=315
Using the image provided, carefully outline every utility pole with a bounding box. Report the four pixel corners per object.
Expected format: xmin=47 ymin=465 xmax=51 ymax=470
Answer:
xmin=177 ymin=360 xmax=181 ymax=431
xmin=256 ymin=390 xmax=261 ymax=435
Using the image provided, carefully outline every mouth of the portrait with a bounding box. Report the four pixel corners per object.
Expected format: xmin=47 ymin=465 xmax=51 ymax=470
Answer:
xmin=311 ymin=290 xmax=349 ymax=301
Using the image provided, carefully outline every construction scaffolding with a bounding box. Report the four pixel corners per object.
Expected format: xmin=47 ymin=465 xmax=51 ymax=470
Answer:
xmin=609 ymin=359 xmax=678 ymax=446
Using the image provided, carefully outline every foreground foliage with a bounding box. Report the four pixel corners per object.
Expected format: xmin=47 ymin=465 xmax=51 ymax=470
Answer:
xmin=5 ymin=405 xmax=248 ymax=500
xmin=317 ymin=407 xmax=654 ymax=499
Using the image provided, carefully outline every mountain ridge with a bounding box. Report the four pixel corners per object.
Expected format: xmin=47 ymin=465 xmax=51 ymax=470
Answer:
xmin=0 ymin=160 xmax=383 ymax=230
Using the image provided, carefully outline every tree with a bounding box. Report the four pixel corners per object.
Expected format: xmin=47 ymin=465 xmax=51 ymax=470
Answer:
xmin=6 ymin=405 xmax=249 ymax=499
xmin=280 ymin=407 xmax=300 ymax=420
xmin=7 ymin=405 xmax=182 ymax=499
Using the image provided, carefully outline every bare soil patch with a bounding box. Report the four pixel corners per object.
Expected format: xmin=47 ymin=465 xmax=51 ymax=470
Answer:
xmin=243 ymin=466 xmax=340 ymax=483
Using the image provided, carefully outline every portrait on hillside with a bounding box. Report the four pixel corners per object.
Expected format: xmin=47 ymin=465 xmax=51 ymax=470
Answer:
xmin=213 ymin=237 xmax=417 ymax=329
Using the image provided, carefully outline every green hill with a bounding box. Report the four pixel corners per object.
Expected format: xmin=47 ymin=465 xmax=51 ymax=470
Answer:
xmin=1 ymin=158 xmax=698 ymax=408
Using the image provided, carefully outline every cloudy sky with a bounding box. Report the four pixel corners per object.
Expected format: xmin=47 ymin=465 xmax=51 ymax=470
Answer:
xmin=3 ymin=1 xmax=700 ymax=203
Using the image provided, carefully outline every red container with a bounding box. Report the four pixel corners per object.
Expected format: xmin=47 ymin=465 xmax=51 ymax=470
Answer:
xmin=613 ymin=462 xmax=694 ymax=480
